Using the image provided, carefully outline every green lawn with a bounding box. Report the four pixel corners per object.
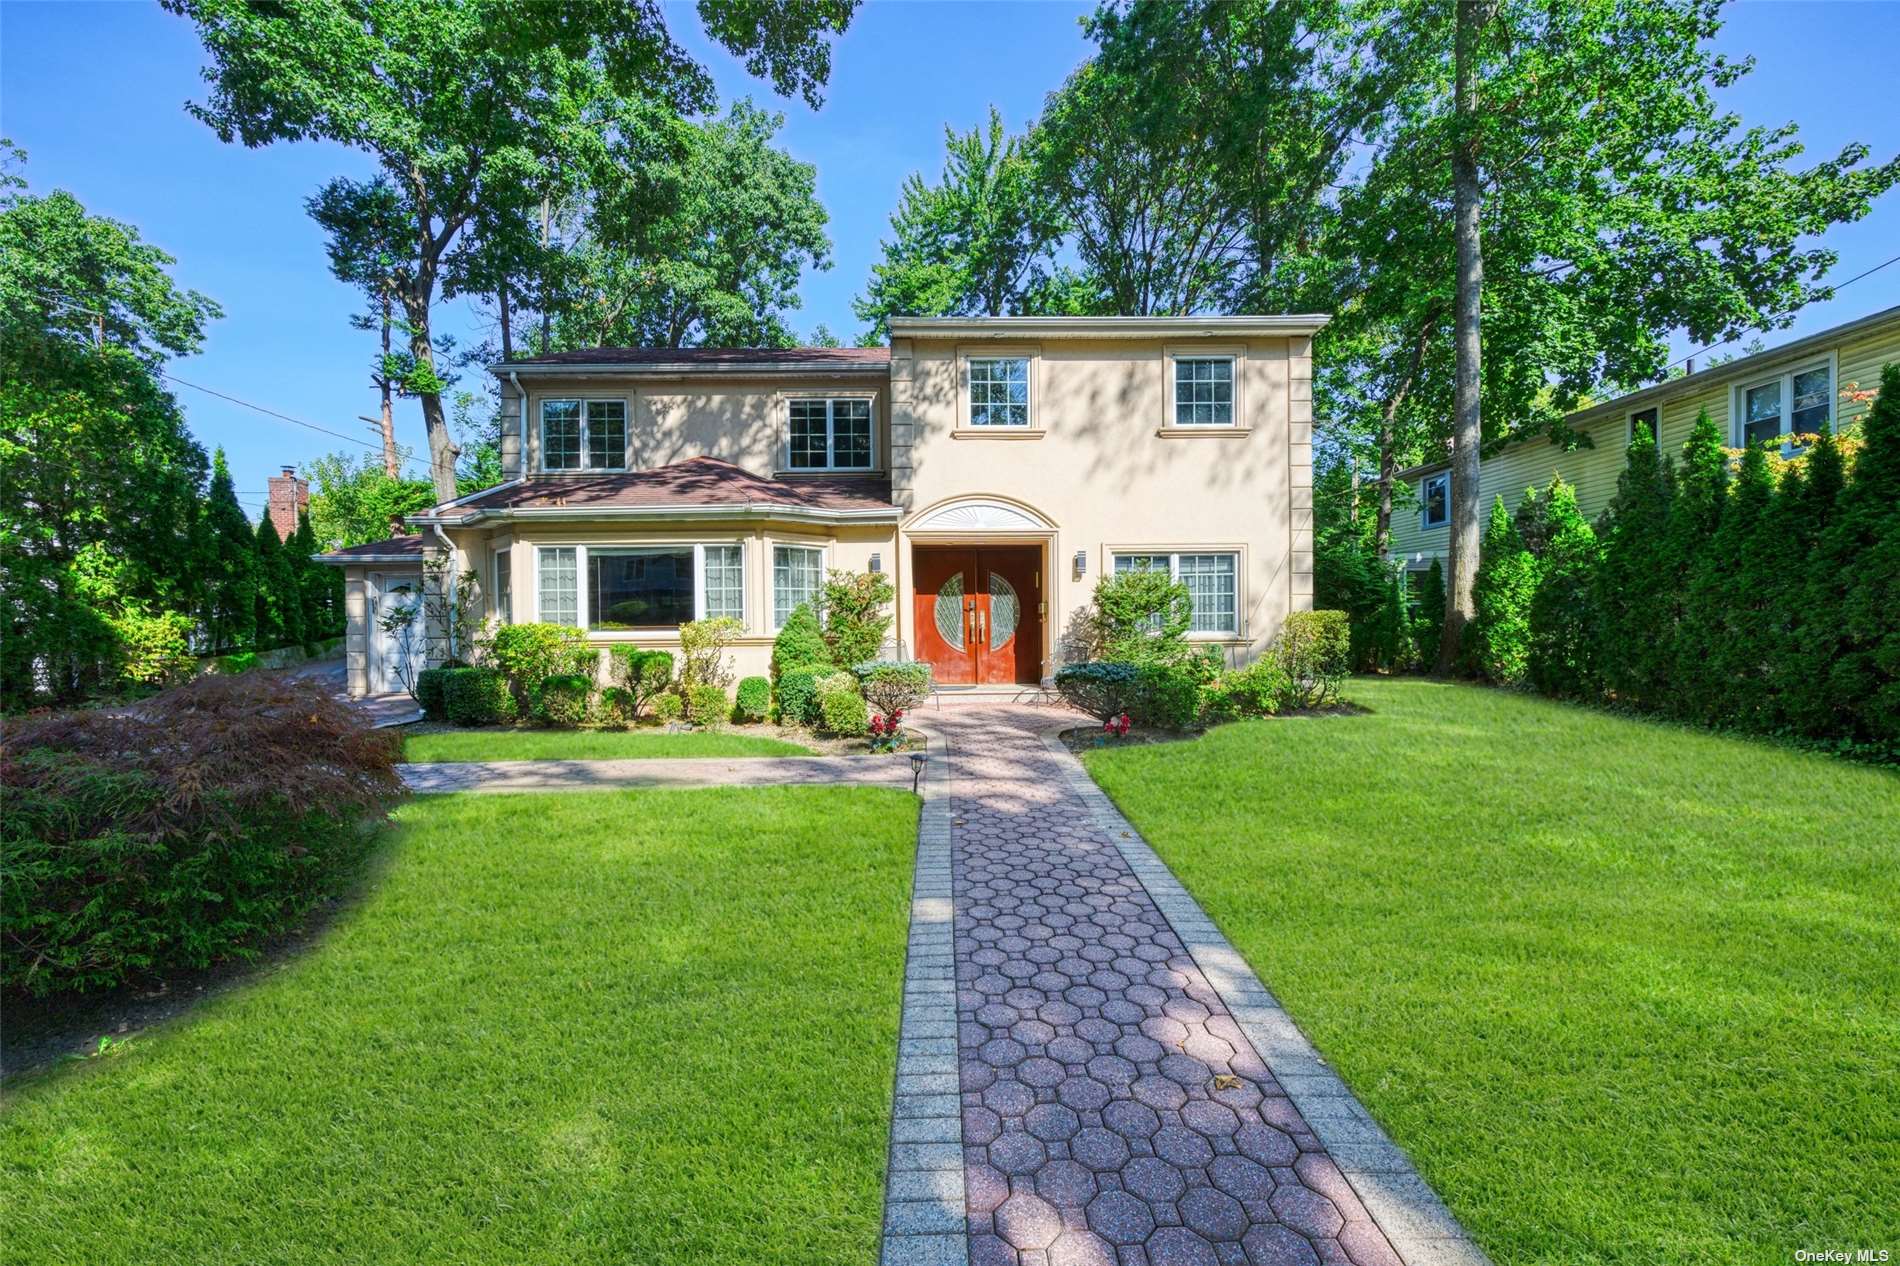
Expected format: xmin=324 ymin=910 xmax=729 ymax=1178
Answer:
xmin=402 ymin=727 xmax=813 ymax=761
xmin=1 ymin=786 xmax=917 ymax=1265
xmin=1082 ymin=678 xmax=1899 ymax=1265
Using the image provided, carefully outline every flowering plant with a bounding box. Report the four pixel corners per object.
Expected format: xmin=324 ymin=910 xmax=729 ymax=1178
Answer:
xmin=1103 ymin=712 xmax=1132 ymax=739
xmin=868 ymin=708 xmax=906 ymax=753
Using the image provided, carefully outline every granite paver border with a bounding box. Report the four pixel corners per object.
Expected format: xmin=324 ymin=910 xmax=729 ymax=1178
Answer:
xmin=1037 ymin=723 xmax=1493 ymax=1266
xmin=879 ymin=735 xmax=970 ymax=1266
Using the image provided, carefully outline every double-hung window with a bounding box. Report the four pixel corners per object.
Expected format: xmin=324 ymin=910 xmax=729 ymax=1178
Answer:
xmin=786 ymin=398 xmax=873 ymax=471
xmin=1112 ymin=552 xmax=1240 ymax=637
xmin=968 ymin=357 xmax=1030 ymax=427
xmin=493 ymin=549 xmax=512 ymax=623
xmin=772 ymin=544 xmax=825 ymax=629
xmin=1738 ymin=361 xmax=1830 ymax=448
xmin=536 ymin=543 xmax=744 ymax=630
xmin=1629 ymin=407 xmax=1659 ymax=447
xmin=540 ymin=399 xmax=627 ymax=471
xmin=1173 ymin=356 xmax=1235 ymax=426
xmin=1420 ymin=472 xmax=1450 ymax=529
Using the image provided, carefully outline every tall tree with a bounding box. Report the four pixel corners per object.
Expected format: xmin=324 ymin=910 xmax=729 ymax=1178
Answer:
xmin=556 ymin=101 xmax=831 ymax=349
xmin=1824 ymin=366 xmax=1900 ymax=743
xmin=201 ymin=449 xmax=257 ymax=654
xmin=306 ymin=176 xmax=413 ymax=477
xmin=1593 ymin=428 xmax=1677 ymax=711
xmin=252 ymin=514 xmax=302 ymax=651
xmin=304 ymin=451 xmax=438 ymax=551
xmin=855 ymin=108 xmax=1065 ymax=338
xmin=168 ymin=0 xmax=857 ymax=498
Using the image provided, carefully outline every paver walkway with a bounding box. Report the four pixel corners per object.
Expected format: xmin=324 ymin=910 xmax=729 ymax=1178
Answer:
xmin=401 ymin=754 xmax=915 ymax=794
xmin=885 ymin=705 xmax=1479 ymax=1266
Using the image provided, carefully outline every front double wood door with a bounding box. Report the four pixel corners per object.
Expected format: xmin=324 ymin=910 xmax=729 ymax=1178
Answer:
xmin=913 ymin=547 xmax=1043 ymax=686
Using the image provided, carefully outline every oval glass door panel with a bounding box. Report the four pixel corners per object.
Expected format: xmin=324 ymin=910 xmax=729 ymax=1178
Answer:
xmin=935 ymin=572 xmax=965 ymax=651
xmin=988 ymin=573 xmax=1018 ymax=650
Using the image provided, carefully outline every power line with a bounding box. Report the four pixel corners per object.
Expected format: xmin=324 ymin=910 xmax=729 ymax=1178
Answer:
xmin=1660 ymin=251 xmax=1900 ymax=376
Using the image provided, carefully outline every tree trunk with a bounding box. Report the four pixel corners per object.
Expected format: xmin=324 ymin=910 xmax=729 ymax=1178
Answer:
xmin=400 ymin=283 xmax=460 ymax=502
xmin=377 ymin=288 xmax=399 ymax=479
xmin=498 ymin=279 xmax=514 ymax=363
xmin=1439 ymin=0 xmax=1490 ymax=673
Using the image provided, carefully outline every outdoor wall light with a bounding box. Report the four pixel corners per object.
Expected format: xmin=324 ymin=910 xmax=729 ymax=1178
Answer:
xmin=1073 ymin=550 xmax=1088 ymax=578
xmin=910 ymin=751 xmax=926 ymax=794
xmin=869 ymin=552 xmax=882 ymax=573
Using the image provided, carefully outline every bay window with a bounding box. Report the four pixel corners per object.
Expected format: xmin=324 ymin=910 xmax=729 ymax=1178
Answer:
xmin=535 ymin=543 xmax=746 ymax=630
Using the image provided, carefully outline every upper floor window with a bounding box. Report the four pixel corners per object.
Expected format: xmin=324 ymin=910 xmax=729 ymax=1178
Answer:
xmin=787 ymin=398 xmax=873 ymax=471
xmin=1629 ymin=407 xmax=1659 ymax=447
xmin=1173 ymin=356 xmax=1235 ymax=426
xmin=1421 ymin=472 xmax=1450 ymax=529
xmin=541 ymin=399 xmax=627 ymax=471
xmin=968 ymin=357 xmax=1030 ymax=427
xmin=1738 ymin=362 xmax=1830 ymax=448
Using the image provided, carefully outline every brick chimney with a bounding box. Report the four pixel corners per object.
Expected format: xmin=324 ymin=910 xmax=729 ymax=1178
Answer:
xmin=267 ymin=465 xmax=309 ymax=541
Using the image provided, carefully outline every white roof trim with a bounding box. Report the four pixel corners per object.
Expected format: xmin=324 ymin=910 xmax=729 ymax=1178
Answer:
xmin=408 ymin=502 xmax=901 ymax=529
xmin=890 ymin=315 xmax=1330 ymax=339
xmin=487 ymin=359 xmax=887 ymax=377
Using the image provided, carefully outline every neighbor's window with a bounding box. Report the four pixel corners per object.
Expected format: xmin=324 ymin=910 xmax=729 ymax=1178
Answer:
xmin=537 ymin=546 xmax=578 ymax=626
xmin=541 ymin=399 xmax=627 ymax=471
xmin=1421 ymin=472 xmax=1450 ymax=529
xmin=787 ymin=398 xmax=873 ymax=470
xmin=773 ymin=544 xmax=825 ymax=629
xmin=589 ymin=548 xmax=695 ymax=630
xmin=1173 ymin=356 xmax=1235 ymax=426
xmin=494 ymin=549 xmax=512 ymax=623
xmin=1739 ymin=362 xmax=1830 ymax=448
xmin=1112 ymin=551 xmax=1239 ymax=636
xmin=1629 ymin=407 xmax=1659 ymax=447
xmin=968 ymin=357 xmax=1030 ymax=427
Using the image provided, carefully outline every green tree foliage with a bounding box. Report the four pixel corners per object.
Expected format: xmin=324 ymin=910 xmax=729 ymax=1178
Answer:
xmin=1823 ymin=363 xmax=1900 ymax=742
xmin=289 ymin=511 xmax=340 ymax=642
xmin=854 ymin=108 xmax=1065 ymax=338
xmin=817 ymin=569 xmax=895 ymax=668
xmin=167 ymin=0 xmax=856 ymax=497
xmin=1684 ymin=442 xmax=1776 ymax=726
xmin=1665 ymin=409 xmax=1730 ymax=710
xmin=1468 ymin=496 xmax=1537 ymax=683
xmin=1413 ymin=559 xmax=1445 ymax=672
xmin=1523 ymin=480 xmax=1598 ymax=699
xmin=1 ymin=157 xmax=222 ymax=705
xmin=200 ymin=449 xmax=257 ymax=654
xmin=1593 ymin=427 xmax=1677 ymax=710
xmin=771 ymin=603 xmax=832 ymax=677
xmin=1313 ymin=466 xmax=1402 ymax=671
xmin=252 ymin=515 xmax=304 ymax=652
xmin=1777 ymin=423 xmax=1848 ymax=733
xmin=559 ymin=101 xmax=831 ymax=349
xmin=304 ymin=452 xmax=437 ymax=551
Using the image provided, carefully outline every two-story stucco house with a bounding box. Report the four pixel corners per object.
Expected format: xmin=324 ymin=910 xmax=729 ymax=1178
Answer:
xmin=1387 ymin=303 xmax=1900 ymax=573
xmin=321 ymin=315 xmax=1326 ymax=697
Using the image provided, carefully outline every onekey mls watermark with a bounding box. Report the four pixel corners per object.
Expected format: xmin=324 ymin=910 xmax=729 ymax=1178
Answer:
xmin=1794 ymin=1250 xmax=1891 ymax=1263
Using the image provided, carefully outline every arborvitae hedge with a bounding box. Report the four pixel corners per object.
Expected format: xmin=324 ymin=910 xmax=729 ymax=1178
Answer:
xmin=1468 ymin=495 xmax=1537 ymax=683
xmin=1524 ymin=479 xmax=1598 ymax=698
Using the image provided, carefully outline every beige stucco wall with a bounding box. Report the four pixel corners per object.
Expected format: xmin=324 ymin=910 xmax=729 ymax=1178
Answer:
xmin=889 ymin=334 xmax=1310 ymax=675
xmin=501 ymin=372 xmax=890 ymax=481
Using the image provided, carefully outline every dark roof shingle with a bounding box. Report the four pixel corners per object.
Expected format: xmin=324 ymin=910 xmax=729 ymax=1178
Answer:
xmin=426 ymin=457 xmax=896 ymax=520
xmin=316 ymin=533 xmax=427 ymax=563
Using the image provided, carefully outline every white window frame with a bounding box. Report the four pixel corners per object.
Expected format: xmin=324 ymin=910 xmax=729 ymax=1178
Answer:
xmin=1628 ymin=406 xmax=1659 ymax=447
xmin=964 ymin=354 xmax=1034 ymax=428
xmin=493 ymin=548 xmax=512 ymax=624
xmin=1730 ymin=355 xmax=1834 ymax=450
xmin=539 ymin=398 xmax=630 ymax=473
xmin=783 ymin=396 xmax=876 ymax=472
xmin=534 ymin=542 xmax=747 ymax=630
xmin=1170 ymin=354 xmax=1237 ymax=427
xmin=1420 ymin=472 xmax=1450 ymax=529
xmin=771 ymin=542 xmax=828 ymax=631
xmin=1110 ymin=550 xmax=1241 ymax=638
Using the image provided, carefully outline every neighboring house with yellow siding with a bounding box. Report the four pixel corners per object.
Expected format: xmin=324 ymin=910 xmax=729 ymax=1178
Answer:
xmin=1387 ymin=303 xmax=1900 ymax=571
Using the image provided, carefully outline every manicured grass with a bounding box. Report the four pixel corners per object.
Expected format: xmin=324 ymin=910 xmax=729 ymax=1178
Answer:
xmin=402 ymin=726 xmax=813 ymax=761
xmin=1 ymin=786 xmax=917 ymax=1265
xmin=1082 ymin=678 xmax=1899 ymax=1265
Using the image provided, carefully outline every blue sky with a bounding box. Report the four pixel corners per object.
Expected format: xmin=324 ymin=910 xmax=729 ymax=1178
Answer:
xmin=3 ymin=1 xmax=1896 ymax=514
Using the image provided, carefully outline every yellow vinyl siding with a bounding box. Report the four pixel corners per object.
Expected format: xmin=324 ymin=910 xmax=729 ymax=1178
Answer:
xmin=1388 ymin=311 xmax=1900 ymax=569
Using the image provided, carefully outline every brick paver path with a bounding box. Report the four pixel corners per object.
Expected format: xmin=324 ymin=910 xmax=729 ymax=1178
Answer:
xmin=934 ymin=706 xmax=1403 ymax=1266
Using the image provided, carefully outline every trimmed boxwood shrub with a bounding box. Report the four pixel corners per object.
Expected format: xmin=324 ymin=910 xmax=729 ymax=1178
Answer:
xmin=488 ymin=622 xmax=593 ymax=701
xmin=853 ymin=660 xmax=933 ymax=716
xmin=652 ymin=692 xmax=685 ymax=723
xmin=1054 ymin=662 xmax=1140 ymax=721
xmin=1203 ymin=658 xmax=1295 ymax=721
xmin=1274 ymin=610 xmax=1350 ymax=708
xmin=818 ymin=686 xmax=869 ymax=736
xmin=609 ymin=647 xmax=674 ymax=716
xmin=0 ymin=674 xmax=403 ymax=997
xmin=442 ymin=666 xmax=516 ymax=726
xmin=1133 ymin=661 xmax=1203 ymax=730
xmin=414 ymin=664 xmax=460 ymax=720
xmin=686 ymin=683 xmax=730 ymax=726
xmin=735 ymin=676 xmax=771 ymax=723
xmin=598 ymin=686 xmax=635 ymax=727
xmin=773 ymin=666 xmax=827 ymax=726
xmin=772 ymin=602 xmax=833 ymax=677
xmin=536 ymin=674 xmax=593 ymax=727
